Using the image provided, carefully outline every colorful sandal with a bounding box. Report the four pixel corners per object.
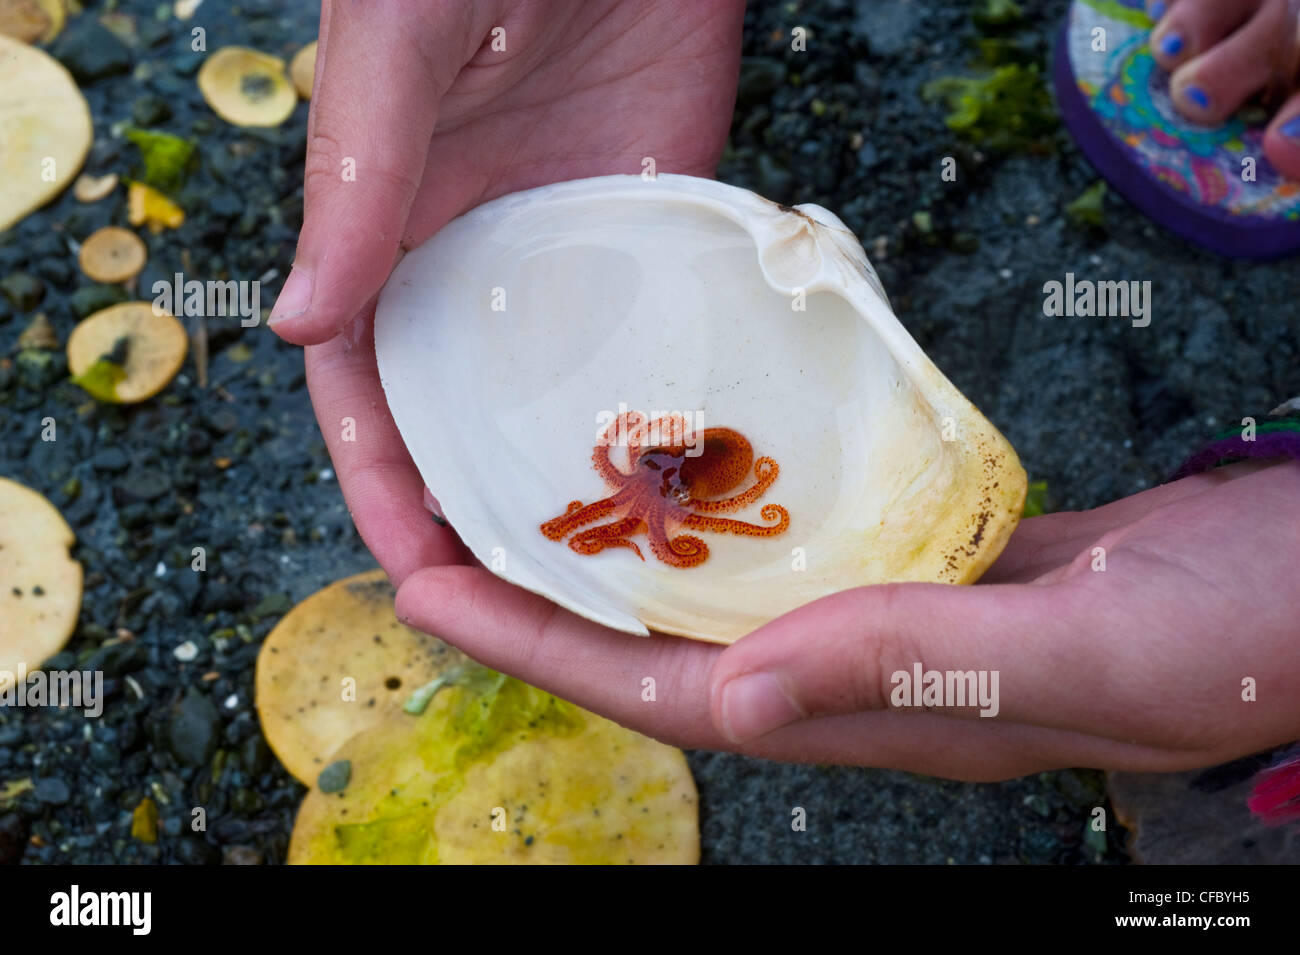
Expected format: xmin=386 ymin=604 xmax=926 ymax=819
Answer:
xmin=1054 ymin=0 xmax=1300 ymax=258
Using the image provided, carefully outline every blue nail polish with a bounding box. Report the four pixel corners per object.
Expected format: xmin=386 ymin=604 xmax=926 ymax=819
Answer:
xmin=1185 ymin=86 xmax=1210 ymax=109
xmin=1282 ymin=115 xmax=1300 ymax=139
xmin=1160 ymin=33 xmax=1183 ymax=56
xmin=1150 ymin=1 xmax=1167 ymax=20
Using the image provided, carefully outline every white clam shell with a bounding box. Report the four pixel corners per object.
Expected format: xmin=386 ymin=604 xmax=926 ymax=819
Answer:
xmin=376 ymin=175 xmax=1025 ymax=644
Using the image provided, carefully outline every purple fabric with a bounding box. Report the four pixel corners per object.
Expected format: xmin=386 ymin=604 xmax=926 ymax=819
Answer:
xmin=1169 ymin=429 xmax=1300 ymax=481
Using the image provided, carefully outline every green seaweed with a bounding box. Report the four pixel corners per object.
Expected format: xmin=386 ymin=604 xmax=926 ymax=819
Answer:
xmin=124 ymin=127 xmax=197 ymax=193
xmin=330 ymin=667 xmax=584 ymax=862
xmin=973 ymin=0 xmax=1024 ymax=29
xmin=922 ymin=64 xmax=1056 ymax=153
xmin=1066 ymin=180 xmax=1108 ymax=228
xmin=1022 ymin=480 xmax=1050 ymax=518
xmin=71 ymin=357 xmax=127 ymax=402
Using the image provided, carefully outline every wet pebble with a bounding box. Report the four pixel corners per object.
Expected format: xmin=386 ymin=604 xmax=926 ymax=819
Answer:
xmin=51 ymin=19 xmax=133 ymax=83
xmin=166 ymin=690 xmax=221 ymax=767
xmin=92 ymin=448 xmax=130 ymax=473
xmin=33 ymin=776 xmax=71 ymax=805
xmin=0 ymin=273 xmax=45 ymax=311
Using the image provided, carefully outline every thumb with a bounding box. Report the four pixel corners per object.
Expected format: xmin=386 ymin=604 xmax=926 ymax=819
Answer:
xmin=708 ymin=581 xmax=1087 ymax=743
xmin=268 ymin=1 xmax=494 ymax=344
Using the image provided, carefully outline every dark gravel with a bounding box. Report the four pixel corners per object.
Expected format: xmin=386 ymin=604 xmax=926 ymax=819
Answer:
xmin=2 ymin=0 xmax=1294 ymax=865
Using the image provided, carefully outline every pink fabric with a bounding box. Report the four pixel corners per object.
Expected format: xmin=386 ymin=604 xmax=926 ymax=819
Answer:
xmin=1249 ymin=751 xmax=1300 ymax=824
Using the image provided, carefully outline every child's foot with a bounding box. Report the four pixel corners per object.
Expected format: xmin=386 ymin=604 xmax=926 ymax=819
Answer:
xmin=1148 ymin=0 xmax=1300 ymax=178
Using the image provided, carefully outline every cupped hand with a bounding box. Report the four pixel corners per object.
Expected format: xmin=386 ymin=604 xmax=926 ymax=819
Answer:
xmin=278 ymin=0 xmax=744 ymax=583
xmin=394 ymin=460 xmax=1300 ymax=781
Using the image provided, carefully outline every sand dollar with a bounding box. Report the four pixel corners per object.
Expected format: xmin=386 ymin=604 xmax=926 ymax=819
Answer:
xmin=256 ymin=569 xmax=469 ymax=785
xmin=288 ymin=670 xmax=699 ymax=864
xmin=0 ymin=33 xmax=91 ymax=231
xmin=0 ymin=477 xmax=82 ymax=691
xmin=66 ymin=302 xmax=188 ymax=403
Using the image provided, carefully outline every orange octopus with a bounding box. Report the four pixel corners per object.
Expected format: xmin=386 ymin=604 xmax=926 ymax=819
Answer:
xmin=539 ymin=412 xmax=790 ymax=568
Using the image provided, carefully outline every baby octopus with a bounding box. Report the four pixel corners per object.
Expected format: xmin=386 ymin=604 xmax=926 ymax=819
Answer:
xmin=539 ymin=412 xmax=790 ymax=568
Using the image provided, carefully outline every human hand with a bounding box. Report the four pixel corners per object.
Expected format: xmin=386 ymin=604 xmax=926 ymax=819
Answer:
xmin=393 ymin=460 xmax=1300 ymax=780
xmin=275 ymin=0 xmax=744 ymax=584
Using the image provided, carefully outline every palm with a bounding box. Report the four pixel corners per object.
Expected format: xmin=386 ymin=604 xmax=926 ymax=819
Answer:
xmin=391 ymin=461 xmax=1300 ymax=780
xmin=398 ymin=0 xmax=745 ymax=237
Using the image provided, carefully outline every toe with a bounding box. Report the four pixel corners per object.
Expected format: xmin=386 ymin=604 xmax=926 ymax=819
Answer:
xmin=1150 ymin=0 xmax=1261 ymax=72
xmin=1169 ymin=0 xmax=1294 ymax=123
xmin=1264 ymin=93 xmax=1300 ymax=180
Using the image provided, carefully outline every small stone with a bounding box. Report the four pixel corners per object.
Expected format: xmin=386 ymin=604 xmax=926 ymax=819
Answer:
xmin=111 ymin=468 xmax=172 ymax=503
xmin=250 ymin=592 xmax=292 ymax=620
xmin=15 ymin=349 xmax=62 ymax=389
xmin=1022 ymin=793 xmax=1053 ymax=818
xmin=175 ymin=837 xmax=220 ymax=865
xmin=230 ymin=788 xmax=263 ymax=813
xmin=131 ymin=797 xmax=159 ymax=843
xmin=204 ymin=408 xmax=239 ymax=434
xmin=51 ymin=19 xmax=133 ymax=84
xmin=69 ymin=284 xmax=128 ymax=318
xmin=92 ymin=448 xmax=130 ymax=473
xmin=317 ymin=760 xmax=351 ymax=794
xmin=16 ymin=312 xmax=57 ymax=350
xmin=1 ymin=273 xmax=45 ymax=311
xmin=737 ymin=57 xmax=786 ymax=105
xmin=33 ymin=776 xmax=71 ymax=805
xmin=131 ymin=96 xmax=173 ymax=127
xmin=222 ymin=845 xmax=262 ymax=865
xmin=167 ymin=689 xmax=221 ymax=767
xmin=173 ymin=640 xmax=199 ymax=662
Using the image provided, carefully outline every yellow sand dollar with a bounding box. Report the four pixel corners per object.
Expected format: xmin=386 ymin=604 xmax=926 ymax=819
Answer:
xmin=0 ymin=33 xmax=91 ymax=231
xmin=197 ymin=47 xmax=297 ymax=127
xmin=0 ymin=477 xmax=82 ymax=691
xmin=0 ymin=0 xmax=64 ymax=45
xmin=289 ymin=670 xmax=699 ymax=864
xmin=66 ymin=302 xmax=188 ymax=403
xmin=78 ymin=226 xmax=147 ymax=283
xmin=289 ymin=40 xmax=315 ymax=100
xmin=256 ymin=569 xmax=468 ymax=785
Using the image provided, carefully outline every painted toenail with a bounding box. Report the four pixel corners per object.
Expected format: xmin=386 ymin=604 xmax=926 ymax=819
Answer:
xmin=1150 ymin=1 xmax=1167 ymax=21
xmin=1159 ymin=33 xmax=1183 ymax=56
xmin=1185 ymin=86 xmax=1210 ymax=109
xmin=1282 ymin=116 xmax=1300 ymax=139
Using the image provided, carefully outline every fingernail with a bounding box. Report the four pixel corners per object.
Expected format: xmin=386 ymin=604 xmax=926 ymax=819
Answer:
xmin=720 ymin=672 xmax=803 ymax=742
xmin=269 ymin=267 xmax=312 ymax=326
xmin=1149 ymin=1 xmax=1166 ymax=20
xmin=1282 ymin=115 xmax=1300 ymax=140
xmin=1184 ymin=86 xmax=1210 ymax=110
xmin=1159 ymin=33 xmax=1183 ymax=56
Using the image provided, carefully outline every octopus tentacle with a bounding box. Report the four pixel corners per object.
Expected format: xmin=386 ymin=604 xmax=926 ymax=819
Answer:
xmin=681 ymin=503 xmax=789 ymax=537
xmin=688 ymin=457 xmax=780 ymax=513
xmin=568 ymin=517 xmax=646 ymax=561
xmin=648 ymin=505 xmax=709 ymax=568
xmin=539 ymin=487 xmax=633 ymax=541
xmin=594 ymin=412 xmax=645 ymax=485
